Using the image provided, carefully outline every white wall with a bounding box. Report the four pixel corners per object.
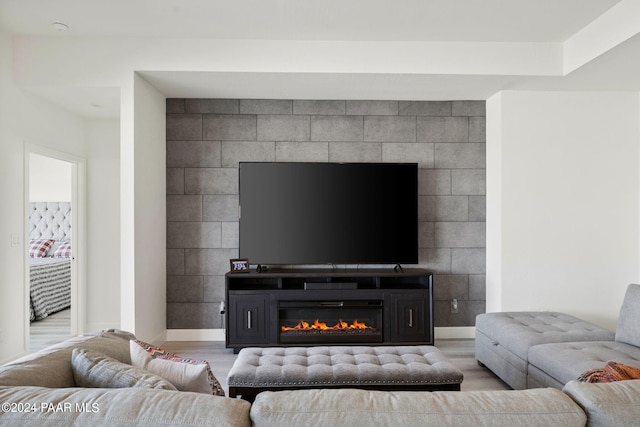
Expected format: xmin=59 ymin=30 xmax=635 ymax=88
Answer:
xmin=29 ymin=153 xmax=72 ymax=202
xmin=487 ymin=90 xmax=640 ymax=330
xmin=485 ymin=93 xmax=503 ymax=315
xmin=0 ymin=36 xmax=88 ymax=362
xmin=12 ymin=38 xmax=562 ymax=87
xmin=85 ymin=119 xmax=121 ymax=331
xmin=120 ymin=73 xmax=166 ymax=343
xmin=0 ymin=35 xmax=125 ymax=362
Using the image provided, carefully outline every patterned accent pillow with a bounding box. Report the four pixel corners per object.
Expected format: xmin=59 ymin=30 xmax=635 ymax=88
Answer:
xmin=130 ymin=340 xmax=225 ymax=396
xmin=29 ymin=239 xmax=54 ymax=258
xmin=53 ymin=241 xmax=72 ymax=258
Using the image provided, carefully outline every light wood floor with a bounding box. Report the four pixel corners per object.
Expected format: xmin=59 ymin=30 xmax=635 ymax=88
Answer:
xmin=29 ymin=308 xmax=72 ymax=353
xmin=161 ymin=339 xmax=510 ymax=396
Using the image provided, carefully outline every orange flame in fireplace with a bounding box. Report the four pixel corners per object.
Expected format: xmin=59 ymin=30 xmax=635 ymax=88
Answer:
xmin=281 ymin=319 xmax=372 ymax=332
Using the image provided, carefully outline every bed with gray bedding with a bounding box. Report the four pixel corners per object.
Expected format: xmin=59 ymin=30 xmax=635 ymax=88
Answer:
xmin=29 ymin=257 xmax=71 ymax=321
xmin=28 ymin=201 xmax=72 ymax=322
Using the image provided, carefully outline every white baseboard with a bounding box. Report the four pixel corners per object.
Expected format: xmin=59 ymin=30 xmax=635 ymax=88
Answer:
xmin=164 ymin=327 xmax=475 ymax=342
xmin=434 ymin=326 xmax=475 ymax=339
xmin=165 ymin=329 xmax=226 ymax=342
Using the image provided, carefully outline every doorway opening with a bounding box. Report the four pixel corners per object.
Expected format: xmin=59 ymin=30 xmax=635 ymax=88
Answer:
xmin=25 ymin=147 xmax=86 ymax=352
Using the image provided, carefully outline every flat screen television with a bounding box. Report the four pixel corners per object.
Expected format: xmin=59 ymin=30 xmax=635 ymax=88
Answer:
xmin=239 ymin=162 xmax=418 ymax=266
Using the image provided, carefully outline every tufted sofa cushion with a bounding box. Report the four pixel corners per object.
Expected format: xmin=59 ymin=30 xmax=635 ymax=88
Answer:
xmin=528 ymin=341 xmax=640 ymax=386
xmin=228 ymin=346 xmax=463 ymax=389
xmin=475 ymin=312 xmax=614 ymax=361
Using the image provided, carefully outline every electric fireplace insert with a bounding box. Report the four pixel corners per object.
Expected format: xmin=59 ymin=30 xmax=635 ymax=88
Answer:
xmin=279 ymin=300 xmax=383 ymax=345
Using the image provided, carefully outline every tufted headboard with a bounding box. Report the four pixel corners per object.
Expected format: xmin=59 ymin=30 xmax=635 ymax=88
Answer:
xmin=29 ymin=202 xmax=72 ymax=242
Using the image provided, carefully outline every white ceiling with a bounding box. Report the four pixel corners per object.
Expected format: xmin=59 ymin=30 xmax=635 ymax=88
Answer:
xmin=0 ymin=0 xmax=620 ymax=42
xmin=1 ymin=0 xmax=637 ymax=119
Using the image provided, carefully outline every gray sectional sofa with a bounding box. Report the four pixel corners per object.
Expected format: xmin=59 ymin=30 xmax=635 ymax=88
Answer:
xmin=476 ymin=283 xmax=640 ymax=391
xmin=1 ymin=328 xmax=640 ymax=426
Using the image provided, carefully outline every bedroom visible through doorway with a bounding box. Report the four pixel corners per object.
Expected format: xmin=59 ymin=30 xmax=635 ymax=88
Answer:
xmin=26 ymin=151 xmax=82 ymax=352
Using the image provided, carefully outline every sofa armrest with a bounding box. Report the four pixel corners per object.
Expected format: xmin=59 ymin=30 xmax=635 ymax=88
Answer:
xmin=563 ymin=379 xmax=640 ymax=427
xmin=0 ymin=386 xmax=250 ymax=427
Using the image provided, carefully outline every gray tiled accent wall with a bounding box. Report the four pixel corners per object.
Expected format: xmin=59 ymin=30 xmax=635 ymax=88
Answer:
xmin=166 ymin=99 xmax=486 ymax=329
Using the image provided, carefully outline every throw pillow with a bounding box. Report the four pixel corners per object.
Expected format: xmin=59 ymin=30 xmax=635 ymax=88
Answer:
xmin=130 ymin=340 xmax=225 ymax=396
xmin=29 ymin=239 xmax=54 ymax=258
xmin=53 ymin=241 xmax=72 ymax=258
xmin=71 ymin=348 xmax=177 ymax=390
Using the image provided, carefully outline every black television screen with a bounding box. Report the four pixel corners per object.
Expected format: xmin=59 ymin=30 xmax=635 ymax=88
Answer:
xmin=239 ymin=162 xmax=418 ymax=266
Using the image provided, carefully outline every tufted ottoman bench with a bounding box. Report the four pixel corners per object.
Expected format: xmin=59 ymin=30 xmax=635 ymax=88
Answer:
xmin=475 ymin=312 xmax=614 ymax=389
xmin=227 ymin=346 xmax=463 ymax=401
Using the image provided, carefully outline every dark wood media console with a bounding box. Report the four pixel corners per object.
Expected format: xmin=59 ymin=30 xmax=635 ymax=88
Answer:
xmin=225 ymin=268 xmax=433 ymax=352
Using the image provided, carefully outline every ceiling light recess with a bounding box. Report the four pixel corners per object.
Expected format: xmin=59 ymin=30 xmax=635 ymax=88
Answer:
xmin=52 ymin=22 xmax=70 ymax=32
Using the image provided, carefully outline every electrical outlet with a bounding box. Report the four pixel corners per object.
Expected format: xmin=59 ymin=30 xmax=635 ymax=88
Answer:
xmin=451 ymin=299 xmax=458 ymax=314
xmin=10 ymin=234 xmax=20 ymax=247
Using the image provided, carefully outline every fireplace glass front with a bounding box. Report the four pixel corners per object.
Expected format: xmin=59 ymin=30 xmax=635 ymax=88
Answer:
xmin=279 ymin=300 xmax=383 ymax=345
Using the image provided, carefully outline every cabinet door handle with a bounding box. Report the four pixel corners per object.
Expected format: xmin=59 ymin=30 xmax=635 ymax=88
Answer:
xmin=247 ymin=310 xmax=253 ymax=329
xmin=408 ymin=309 xmax=414 ymax=328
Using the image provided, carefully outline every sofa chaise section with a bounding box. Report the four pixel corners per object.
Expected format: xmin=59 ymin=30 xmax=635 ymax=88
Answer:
xmin=527 ymin=284 xmax=640 ymax=389
xmin=475 ymin=312 xmax=614 ymax=389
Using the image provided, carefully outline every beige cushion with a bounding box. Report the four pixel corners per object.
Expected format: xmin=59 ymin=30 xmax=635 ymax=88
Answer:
xmin=0 ymin=330 xmax=135 ymax=388
xmin=250 ymin=388 xmax=586 ymax=427
xmin=0 ymin=386 xmax=251 ymax=427
xmin=563 ymin=379 xmax=640 ymax=427
xmin=71 ymin=348 xmax=177 ymax=390
xmin=130 ymin=340 xmax=224 ymax=396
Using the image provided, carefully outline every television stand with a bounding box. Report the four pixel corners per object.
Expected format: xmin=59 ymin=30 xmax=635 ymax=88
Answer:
xmin=225 ymin=268 xmax=433 ymax=352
